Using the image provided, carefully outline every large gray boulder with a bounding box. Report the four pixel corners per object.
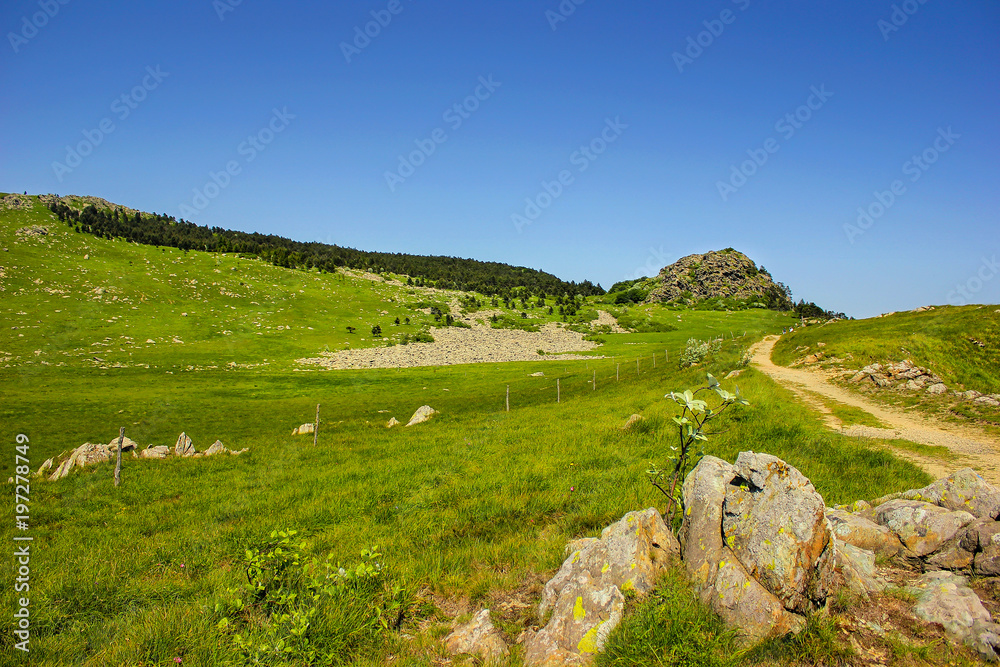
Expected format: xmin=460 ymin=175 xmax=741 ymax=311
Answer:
xmin=874 ymin=499 xmax=975 ymax=557
xmin=107 ymin=436 xmax=138 ymax=452
xmin=525 ymin=508 xmax=678 ymax=665
xmin=722 ymin=452 xmax=836 ymax=614
xmin=903 ymin=468 xmax=1000 ymax=520
xmin=680 ymin=456 xmax=804 ymax=639
xmin=826 ymin=508 xmax=901 ymax=557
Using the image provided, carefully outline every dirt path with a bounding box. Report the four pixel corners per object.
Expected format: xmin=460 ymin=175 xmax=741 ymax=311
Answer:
xmin=750 ymin=335 xmax=1000 ymax=485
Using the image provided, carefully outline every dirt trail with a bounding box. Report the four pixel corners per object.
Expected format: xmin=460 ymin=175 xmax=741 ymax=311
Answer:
xmin=750 ymin=335 xmax=1000 ymax=485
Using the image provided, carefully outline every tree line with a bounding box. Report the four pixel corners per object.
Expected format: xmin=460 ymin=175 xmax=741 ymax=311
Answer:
xmin=49 ymin=202 xmax=604 ymax=298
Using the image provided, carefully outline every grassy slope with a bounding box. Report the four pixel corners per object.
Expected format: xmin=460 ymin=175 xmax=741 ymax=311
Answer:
xmin=1 ymin=197 xmax=935 ymax=665
xmin=771 ymin=308 xmax=1000 ymax=428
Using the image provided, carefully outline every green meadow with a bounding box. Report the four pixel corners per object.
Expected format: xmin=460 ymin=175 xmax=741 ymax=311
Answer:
xmin=0 ymin=196 xmax=956 ymax=665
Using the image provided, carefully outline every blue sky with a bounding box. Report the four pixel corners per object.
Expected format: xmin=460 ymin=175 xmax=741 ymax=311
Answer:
xmin=2 ymin=0 xmax=997 ymax=317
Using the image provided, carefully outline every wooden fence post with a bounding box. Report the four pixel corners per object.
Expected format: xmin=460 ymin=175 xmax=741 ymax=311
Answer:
xmin=617 ymin=363 xmax=620 ymax=381
xmin=313 ymin=404 xmax=320 ymax=446
xmin=557 ymin=378 xmax=560 ymax=403
xmin=593 ymin=370 xmax=596 ymax=390
xmin=636 ymin=358 xmax=640 ymax=375
xmin=114 ymin=426 xmax=124 ymax=487
xmin=506 ymin=385 xmax=510 ymax=412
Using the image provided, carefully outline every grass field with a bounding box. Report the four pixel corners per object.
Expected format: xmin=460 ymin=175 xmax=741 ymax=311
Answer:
xmin=0 ymin=196 xmax=960 ymax=665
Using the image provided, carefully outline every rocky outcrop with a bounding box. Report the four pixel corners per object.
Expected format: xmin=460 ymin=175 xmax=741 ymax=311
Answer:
xmin=645 ymin=249 xmax=789 ymax=307
xmin=524 ymin=509 xmax=679 ymax=666
xmin=679 ymin=455 xmax=806 ymax=639
xmin=406 ymin=405 xmax=437 ymax=427
xmin=174 ymin=432 xmax=196 ymax=457
xmin=834 ymin=541 xmax=886 ymax=596
xmin=386 ymin=417 xmax=400 ymax=428
xmin=444 ymin=609 xmax=509 ymax=663
xmin=848 ymin=360 xmax=946 ymax=394
xmin=826 ymin=508 xmax=900 ymax=556
xmin=903 ymin=468 xmax=1000 ymax=520
xmin=910 ymin=571 xmax=1000 ymax=661
xmin=874 ymin=500 xmax=975 ymax=557
xmin=722 ymin=452 xmax=836 ymax=614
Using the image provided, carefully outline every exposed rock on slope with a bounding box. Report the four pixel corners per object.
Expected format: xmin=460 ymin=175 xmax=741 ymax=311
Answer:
xmin=645 ymin=249 xmax=789 ymax=307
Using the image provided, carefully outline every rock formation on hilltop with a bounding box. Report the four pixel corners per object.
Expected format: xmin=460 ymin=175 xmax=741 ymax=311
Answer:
xmin=644 ymin=248 xmax=792 ymax=308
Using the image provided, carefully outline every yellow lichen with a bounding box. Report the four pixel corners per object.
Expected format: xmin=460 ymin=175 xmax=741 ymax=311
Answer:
xmin=573 ymin=596 xmax=586 ymax=621
xmin=577 ymin=623 xmax=601 ymax=654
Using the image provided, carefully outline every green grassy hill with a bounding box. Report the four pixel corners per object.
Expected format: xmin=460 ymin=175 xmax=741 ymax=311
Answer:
xmin=0 ymin=195 xmax=950 ymax=665
xmin=772 ymin=307 xmax=1000 ymax=427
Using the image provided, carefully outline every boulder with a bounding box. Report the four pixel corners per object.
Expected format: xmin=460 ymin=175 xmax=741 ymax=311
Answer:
xmin=910 ymin=571 xmax=1000 ymax=661
xmin=835 ymin=542 xmax=886 ymax=596
xmin=621 ymin=414 xmax=643 ymax=431
xmin=174 ymin=432 xmax=196 ymax=457
xmin=526 ymin=509 xmax=678 ymax=665
xmin=680 ymin=456 xmax=804 ymax=639
xmin=927 ymin=383 xmax=948 ymax=395
xmin=386 ymin=417 xmax=400 ymax=428
xmin=35 ymin=458 xmax=53 ymax=477
xmin=960 ymin=519 xmax=1000 ymax=576
xmin=722 ymin=452 xmax=836 ymax=614
xmin=73 ymin=442 xmax=114 ymax=467
xmin=976 ymin=396 xmax=1000 ymax=408
xmin=875 ymin=500 xmax=976 ymax=556
xmin=140 ymin=446 xmax=170 ymax=460
xmin=292 ymin=423 xmax=315 ymax=436
xmin=444 ymin=609 xmax=509 ymax=663
xmin=49 ymin=456 xmax=74 ymax=481
xmin=725 ymin=370 xmax=743 ymax=379
xmin=530 ymin=371 xmax=545 ymax=377
xmin=204 ymin=440 xmax=227 ymax=456
xmin=903 ymin=468 xmax=1000 ymax=520
xmin=405 ymin=405 xmax=437 ymax=427
xmin=107 ymin=436 xmax=138 ymax=452
xmin=826 ymin=508 xmax=901 ymax=556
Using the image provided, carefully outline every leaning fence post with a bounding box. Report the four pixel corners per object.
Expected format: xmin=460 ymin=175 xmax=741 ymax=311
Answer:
xmin=313 ymin=404 xmax=320 ymax=446
xmin=114 ymin=426 xmax=124 ymax=487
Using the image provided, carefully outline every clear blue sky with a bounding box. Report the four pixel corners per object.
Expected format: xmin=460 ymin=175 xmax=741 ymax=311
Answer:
xmin=2 ymin=0 xmax=997 ymax=317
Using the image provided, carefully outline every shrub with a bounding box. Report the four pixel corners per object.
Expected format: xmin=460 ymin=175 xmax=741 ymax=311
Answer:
xmin=215 ymin=530 xmax=412 ymax=665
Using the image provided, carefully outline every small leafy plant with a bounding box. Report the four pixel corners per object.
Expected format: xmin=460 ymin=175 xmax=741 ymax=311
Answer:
xmin=215 ymin=530 xmax=411 ymax=665
xmin=648 ymin=374 xmax=749 ymax=528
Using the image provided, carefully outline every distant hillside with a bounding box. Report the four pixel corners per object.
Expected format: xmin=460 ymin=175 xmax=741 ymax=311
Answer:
xmin=608 ymin=248 xmax=842 ymax=318
xmin=30 ymin=193 xmax=603 ymax=298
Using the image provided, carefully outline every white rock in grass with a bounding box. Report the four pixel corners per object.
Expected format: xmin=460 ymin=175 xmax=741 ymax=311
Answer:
xmin=405 ymin=405 xmax=437 ymax=427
